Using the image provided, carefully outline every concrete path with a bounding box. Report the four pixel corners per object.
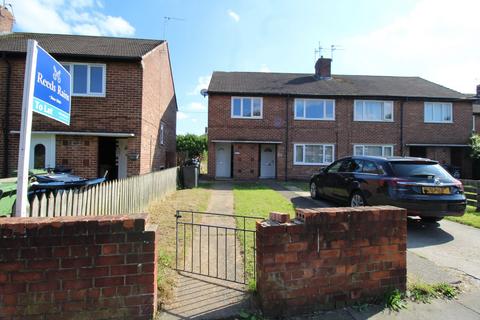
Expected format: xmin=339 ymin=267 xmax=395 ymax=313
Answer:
xmin=265 ymin=181 xmax=334 ymax=209
xmin=159 ymin=182 xmax=252 ymax=320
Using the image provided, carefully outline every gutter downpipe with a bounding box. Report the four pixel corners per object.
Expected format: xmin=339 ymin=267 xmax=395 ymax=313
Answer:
xmin=2 ymin=52 xmax=11 ymax=177
xmin=285 ymin=95 xmax=290 ymax=181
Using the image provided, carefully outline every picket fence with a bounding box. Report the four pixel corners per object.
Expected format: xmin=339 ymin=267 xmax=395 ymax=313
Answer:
xmin=461 ymin=179 xmax=480 ymax=211
xmin=28 ymin=167 xmax=178 ymax=217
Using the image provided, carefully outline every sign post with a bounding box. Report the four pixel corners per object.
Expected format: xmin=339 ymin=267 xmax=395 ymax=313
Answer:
xmin=15 ymin=40 xmax=71 ymax=217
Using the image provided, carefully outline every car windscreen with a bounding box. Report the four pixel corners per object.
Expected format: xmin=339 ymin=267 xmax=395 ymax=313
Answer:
xmin=390 ymin=162 xmax=453 ymax=180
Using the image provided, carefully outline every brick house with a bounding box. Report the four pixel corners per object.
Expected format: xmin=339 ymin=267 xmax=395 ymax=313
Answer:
xmin=0 ymin=19 xmax=176 ymax=179
xmin=207 ymin=57 xmax=474 ymax=180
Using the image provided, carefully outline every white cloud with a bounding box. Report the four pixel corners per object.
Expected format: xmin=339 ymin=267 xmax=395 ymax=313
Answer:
xmin=227 ymin=9 xmax=240 ymax=22
xmin=10 ymin=0 xmax=135 ymax=37
xmin=259 ymin=64 xmax=271 ymax=73
xmin=188 ymin=74 xmax=212 ymax=96
xmin=177 ymin=111 xmax=188 ymax=120
xmin=189 ymin=102 xmax=207 ymax=111
xmin=340 ymin=0 xmax=480 ymax=93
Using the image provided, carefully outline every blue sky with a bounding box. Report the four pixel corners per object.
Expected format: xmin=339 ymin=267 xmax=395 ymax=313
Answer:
xmin=10 ymin=0 xmax=480 ymax=135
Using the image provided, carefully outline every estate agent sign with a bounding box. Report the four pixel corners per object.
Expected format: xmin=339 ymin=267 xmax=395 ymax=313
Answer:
xmin=15 ymin=40 xmax=71 ymax=217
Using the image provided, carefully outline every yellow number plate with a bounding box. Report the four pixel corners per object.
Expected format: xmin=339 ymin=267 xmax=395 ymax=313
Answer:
xmin=422 ymin=187 xmax=450 ymax=195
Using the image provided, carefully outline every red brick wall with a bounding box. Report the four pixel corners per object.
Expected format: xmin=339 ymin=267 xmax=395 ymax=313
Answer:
xmin=140 ymin=42 xmax=177 ymax=174
xmin=256 ymin=206 xmax=407 ymax=316
xmin=55 ymin=135 xmax=99 ymax=178
xmin=208 ymin=94 xmax=473 ymax=179
xmin=0 ymin=214 xmax=158 ymax=319
xmin=233 ymin=143 xmax=259 ymax=179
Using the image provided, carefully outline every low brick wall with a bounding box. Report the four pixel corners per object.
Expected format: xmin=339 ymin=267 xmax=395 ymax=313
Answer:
xmin=0 ymin=214 xmax=158 ymax=320
xmin=256 ymin=206 xmax=407 ymax=317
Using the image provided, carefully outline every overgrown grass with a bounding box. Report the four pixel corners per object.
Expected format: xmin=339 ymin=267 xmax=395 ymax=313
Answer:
xmin=147 ymin=184 xmax=212 ymax=306
xmin=233 ymin=182 xmax=295 ymax=290
xmin=446 ymin=205 xmax=480 ymax=229
xmin=408 ymin=282 xmax=459 ymax=303
xmin=278 ymin=180 xmax=310 ymax=192
xmin=385 ymin=289 xmax=407 ymax=312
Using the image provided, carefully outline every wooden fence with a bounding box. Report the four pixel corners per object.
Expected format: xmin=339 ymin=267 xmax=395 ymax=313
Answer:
xmin=28 ymin=167 xmax=178 ymax=217
xmin=461 ymin=179 xmax=480 ymax=211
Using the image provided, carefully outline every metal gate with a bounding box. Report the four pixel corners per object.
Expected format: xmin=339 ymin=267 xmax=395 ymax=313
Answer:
xmin=175 ymin=210 xmax=263 ymax=285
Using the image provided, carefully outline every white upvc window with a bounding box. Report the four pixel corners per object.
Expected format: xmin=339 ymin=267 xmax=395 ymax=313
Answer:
xmin=160 ymin=123 xmax=165 ymax=145
xmin=294 ymin=98 xmax=335 ymax=120
xmin=231 ymin=97 xmax=263 ymax=119
xmin=424 ymin=102 xmax=453 ymax=123
xmin=62 ymin=63 xmax=106 ymax=97
xmin=294 ymin=144 xmax=335 ymax=165
xmin=354 ymin=100 xmax=393 ymax=122
xmin=354 ymin=144 xmax=394 ymax=157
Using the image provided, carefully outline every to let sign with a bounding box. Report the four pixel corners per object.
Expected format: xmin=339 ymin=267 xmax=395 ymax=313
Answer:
xmin=33 ymin=45 xmax=71 ymax=125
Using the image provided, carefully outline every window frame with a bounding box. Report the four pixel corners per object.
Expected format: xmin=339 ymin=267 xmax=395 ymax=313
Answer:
xmin=160 ymin=123 xmax=165 ymax=145
xmin=293 ymin=143 xmax=335 ymax=166
xmin=353 ymin=144 xmax=394 ymax=157
xmin=294 ymin=98 xmax=335 ymax=121
xmin=62 ymin=62 xmax=107 ymax=97
xmin=353 ymin=100 xmax=394 ymax=122
xmin=424 ymin=102 xmax=453 ymax=123
xmin=230 ymin=97 xmax=263 ymax=119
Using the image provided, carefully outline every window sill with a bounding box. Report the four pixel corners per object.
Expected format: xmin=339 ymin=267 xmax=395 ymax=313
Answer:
xmin=353 ymin=119 xmax=394 ymax=123
xmin=72 ymin=94 xmax=106 ymax=98
xmin=424 ymin=121 xmax=453 ymax=124
xmin=294 ymin=118 xmax=335 ymax=121
xmin=231 ymin=116 xmax=263 ymax=120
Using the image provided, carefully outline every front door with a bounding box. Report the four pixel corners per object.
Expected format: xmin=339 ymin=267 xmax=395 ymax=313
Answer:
xmin=260 ymin=144 xmax=276 ymax=178
xmin=30 ymin=134 xmax=56 ymax=170
xmin=215 ymin=143 xmax=231 ymax=178
xmin=116 ymin=139 xmax=128 ymax=179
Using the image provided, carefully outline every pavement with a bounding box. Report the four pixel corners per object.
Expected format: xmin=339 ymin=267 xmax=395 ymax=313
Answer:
xmin=159 ymin=182 xmax=254 ymax=320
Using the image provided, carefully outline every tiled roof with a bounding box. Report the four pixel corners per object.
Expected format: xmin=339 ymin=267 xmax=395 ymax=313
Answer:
xmin=0 ymin=32 xmax=164 ymax=59
xmin=208 ymin=71 xmax=468 ymax=100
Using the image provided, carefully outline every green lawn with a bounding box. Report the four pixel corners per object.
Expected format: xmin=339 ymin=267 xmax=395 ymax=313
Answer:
xmin=446 ymin=205 xmax=480 ymax=229
xmin=278 ymin=180 xmax=310 ymax=192
xmin=233 ymin=182 xmax=295 ymax=290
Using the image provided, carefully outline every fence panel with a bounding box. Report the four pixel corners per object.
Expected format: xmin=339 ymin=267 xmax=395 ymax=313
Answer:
xmin=29 ymin=167 xmax=178 ymax=217
xmin=461 ymin=179 xmax=480 ymax=211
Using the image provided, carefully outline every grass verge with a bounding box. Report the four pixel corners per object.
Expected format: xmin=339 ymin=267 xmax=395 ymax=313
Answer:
xmin=446 ymin=205 xmax=480 ymax=228
xmin=233 ymin=182 xmax=295 ymax=290
xmin=147 ymin=183 xmax=212 ymax=306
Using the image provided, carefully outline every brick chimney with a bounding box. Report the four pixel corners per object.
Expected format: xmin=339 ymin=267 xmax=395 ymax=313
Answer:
xmin=314 ymin=56 xmax=332 ymax=79
xmin=0 ymin=5 xmax=14 ymax=34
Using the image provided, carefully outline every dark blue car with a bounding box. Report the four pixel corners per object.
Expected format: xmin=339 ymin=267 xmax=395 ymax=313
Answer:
xmin=309 ymin=156 xmax=466 ymax=222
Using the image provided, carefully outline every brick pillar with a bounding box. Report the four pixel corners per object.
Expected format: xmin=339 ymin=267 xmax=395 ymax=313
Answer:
xmin=256 ymin=206 xmax=407 ymax=317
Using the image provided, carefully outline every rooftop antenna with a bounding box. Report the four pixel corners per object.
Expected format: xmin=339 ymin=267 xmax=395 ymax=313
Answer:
xmin=163 ymin=16 xmax=184 ymax=39
xmin=314 ymin=41 xmax=323 ymax=62
xmin=330 ymin=45 xmax=344 ymax=60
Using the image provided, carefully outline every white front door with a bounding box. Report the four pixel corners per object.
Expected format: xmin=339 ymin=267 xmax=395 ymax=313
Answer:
xmin=30 ymin=134 xmax=56 ymax=170
xmin=116 ymin=139 xmax=128 ymax=179
xmin=215 ymin=143 xmax=231 ymax=178
xmin=260 ymin=144 xmax=275 ymax=178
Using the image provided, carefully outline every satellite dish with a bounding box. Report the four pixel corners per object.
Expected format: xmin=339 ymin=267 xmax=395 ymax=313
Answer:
xmin=200 ymin=89 xmax=208 ymax=97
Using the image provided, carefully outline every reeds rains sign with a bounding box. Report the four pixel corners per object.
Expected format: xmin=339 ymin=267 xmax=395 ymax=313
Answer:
xmin=33 ymin=45 xmax=71 ymax=125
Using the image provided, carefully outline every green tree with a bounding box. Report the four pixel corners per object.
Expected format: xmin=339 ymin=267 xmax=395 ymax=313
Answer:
xmin=470 ymin=134 xmax=480 ymax=159
xmin=176 ymin=134 xmax=207 ymax=158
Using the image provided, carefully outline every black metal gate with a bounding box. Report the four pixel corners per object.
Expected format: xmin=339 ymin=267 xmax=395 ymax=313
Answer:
xmin=175 ymin=210 xmax=263 ymax=285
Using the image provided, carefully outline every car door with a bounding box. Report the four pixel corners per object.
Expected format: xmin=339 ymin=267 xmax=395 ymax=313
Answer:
xmin=333 ymin=159 xmax=358 ymax=201
xmin=358 ymin=160 xmax=385 ymax=205
xmin=324 ymin=159 xmax=348 ymax=200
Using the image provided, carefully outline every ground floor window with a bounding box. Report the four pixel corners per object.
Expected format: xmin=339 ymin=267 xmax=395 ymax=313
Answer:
xmin=354 ymin=144 xmax=393 ymax=157
xmin=294 ymin=144 xmax=334 ymax=165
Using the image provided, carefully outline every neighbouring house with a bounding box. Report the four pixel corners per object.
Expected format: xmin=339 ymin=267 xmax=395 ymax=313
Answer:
xmin=207 ymin=57 xmax=475 ymax=180
xmin=0 ymin=6 xmax=177 ymax=179
xmin=473 ymin=86 xmax=480 ymax=133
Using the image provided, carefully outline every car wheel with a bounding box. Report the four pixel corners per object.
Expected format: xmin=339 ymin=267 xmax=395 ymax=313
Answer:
xmin=350 ymin=191 xmax=366 ymax=207
xmin=310 ymin=182 xmax=319 ymax=200
xmin=421 ymin=216 xmax=443 ymax=223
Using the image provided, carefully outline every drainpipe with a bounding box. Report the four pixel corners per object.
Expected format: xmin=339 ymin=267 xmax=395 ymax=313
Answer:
xmin=284 ymin=95 xmax=290 ymax=181
xmin=400 ymin=99 xmax=405 ymax=156
xmin=2 ymin=52 xmax=11 ymax=177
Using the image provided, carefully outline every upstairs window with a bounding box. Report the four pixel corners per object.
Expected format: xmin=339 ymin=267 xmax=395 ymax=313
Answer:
xmin=424 ymin=102 xmax=452 ymax=123
xmin=62 ymin=63 xmax=106 ymax=97
xmin=231 ymin=97 xmax=262 ymax=119
xmin=354 ymin=100 xmax=393 ymax=122
xmin=294 ymin=99 xmax=335 ymax=120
